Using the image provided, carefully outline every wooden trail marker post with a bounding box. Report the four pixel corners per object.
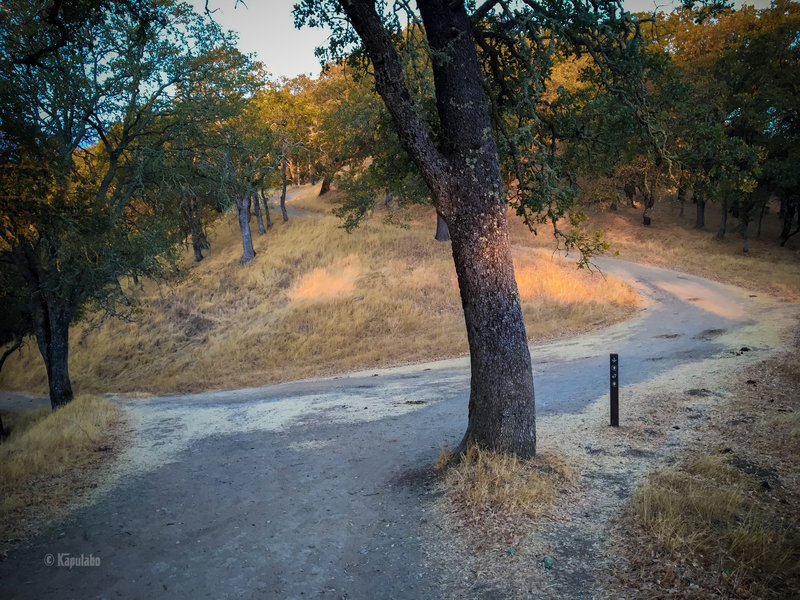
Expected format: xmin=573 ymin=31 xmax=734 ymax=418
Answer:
xmin=610 ymin=353 xmax=619 ymax=427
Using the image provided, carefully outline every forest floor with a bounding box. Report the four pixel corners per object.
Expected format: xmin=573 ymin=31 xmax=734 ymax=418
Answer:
xmin=1 ymin=189 xmax=798 ymax=598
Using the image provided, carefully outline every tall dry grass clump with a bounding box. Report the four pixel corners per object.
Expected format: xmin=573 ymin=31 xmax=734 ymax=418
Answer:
xmin=0 ymin=185 xmax=639 ymax=396
xmin=633 ymin=458 xmax=800 ymax=595
xmin=439 ymin=445 xmax=575 ymax=518
xmin=0 ymin=395 xmax=120 ymax=518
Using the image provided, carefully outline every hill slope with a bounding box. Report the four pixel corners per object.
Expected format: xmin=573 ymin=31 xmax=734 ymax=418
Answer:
xmin=0 ymin=185 xmax=639 ymax=396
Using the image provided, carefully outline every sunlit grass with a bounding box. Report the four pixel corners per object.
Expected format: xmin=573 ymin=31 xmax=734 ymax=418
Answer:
xmin=561 ymin=200 xmax=800 ymax=300
xmin=0 ymin=186 xmax=639 ymax=395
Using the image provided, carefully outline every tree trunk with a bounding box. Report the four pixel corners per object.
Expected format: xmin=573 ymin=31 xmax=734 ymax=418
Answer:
xmin=780 ymin=196 xmax=798 ymax=246
xmin=319 ymin=173 xmax=332 ymax=196
xmin=41 ymin=318 xmax=72 ymax=409
xmin=623 ymin=182 xmax=637 ymax=207
xmin=11 ymin=248 xmax=77 ymax=409
xmin=184 ymin=195 xmax=208 ymax=262
xmin=717 ymin=198 xmax=729 ymax=240
xmin=29 ymin=297 xmax=74 ymax=409
xmin=677 ymin=183 xmax=687 ymax=217
xmin=192 ymin=237 xmax=205 ymax=262
xmin=695 ymin=197 xmax=706 ymax=229
xmin=447 ymin=195 xmax=535 ymax=456
xmin=434 ymin=212 xmax=450 ymax=241
xmin=252 ymin=191 xmax=266 ymax=235
xmin=741 ymin=222 xmax=749 ymax=253
xmin=339 ymin=0 xmax=536 ymax=456
xmin=260 ymin=192 xmax=272 ymax=229
xmin=757 ymin=200 xmax=767 ymax=238
xmin=641 ymin=170 xmax=655 ymax=221
xmin=280 ymin=155 xmax=289 ymax=222
xmin=238 ymin=192 xmax=256 ymax=265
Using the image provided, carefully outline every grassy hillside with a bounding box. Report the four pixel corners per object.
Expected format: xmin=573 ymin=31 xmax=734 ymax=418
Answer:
xmin=0 ymin=185 xmax=639 ymax=396
xmin=564 ymin=198 xmax=800 ymax=301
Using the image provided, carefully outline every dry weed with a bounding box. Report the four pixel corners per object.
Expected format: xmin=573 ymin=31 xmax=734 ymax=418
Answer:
xmin=632 ymin=463 xmax=799 ymax=595
xmin=438 ymin=444 xmax=574 ymax=527
xmin=617 ymin=334 xmax=800 ymax=599
xmin=0 ymin=395 xmax=122 ymax=554
xmin=572 ymin=201 xmax=800 ymax=299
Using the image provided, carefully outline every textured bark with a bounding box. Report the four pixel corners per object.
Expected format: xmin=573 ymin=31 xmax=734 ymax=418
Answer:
xmin=261 ymin=193 xmax=272 ymax=229
xmin=695 ymin=198 xmax=706 ymax=229
xmin=11 ymin=247 xmax=78 ymax=409
xmin=192 ymin=238 xmax=205 ymax=262
xmin=238 ymin=192 xmax=256 ymax=265
xmin=280 ymin=156 xmax=289 ymax=222
xmin=319 ymin=173 xmax=332 ymax=196
xmin=29 ymin=293 xmax=74 ymax=409
xmin=183 ymin=195 xmax=208 ymax=262
xmin=252 ymin=191 xmax=266 ymax=235
xmin=717 ymin=198 xmax=729 ymax=240
xmin=340 ymin=0 xmax=536 ymax=456
xmin=446 ymin=191 xmax=536 ymax=456
xmin=38 ymin=311 xmax=73 ymax=409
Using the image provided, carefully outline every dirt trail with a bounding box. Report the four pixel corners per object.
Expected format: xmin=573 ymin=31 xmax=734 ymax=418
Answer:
xmin=1 ymin=260 xmax=796 ymax=599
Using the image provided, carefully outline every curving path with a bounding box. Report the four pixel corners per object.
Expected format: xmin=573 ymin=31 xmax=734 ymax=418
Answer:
xmin=1 ymin=259 xmax=795 ymax=599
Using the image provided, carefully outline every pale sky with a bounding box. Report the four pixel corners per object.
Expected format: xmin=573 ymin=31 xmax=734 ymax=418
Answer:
xmin=193 ymin=0 xmax=775 ymax=80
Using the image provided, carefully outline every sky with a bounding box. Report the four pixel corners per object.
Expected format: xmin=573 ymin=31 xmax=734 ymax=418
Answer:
xmin=192 ymin=0 xmax=774 ymax=80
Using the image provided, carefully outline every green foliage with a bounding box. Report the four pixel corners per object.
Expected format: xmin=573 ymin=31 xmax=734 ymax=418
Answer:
xmin=0 ymin=260 xmax=32 ymax=358
xmin=294 ymin=1 xmax=653 ymax=265
xmin=0 ymin=0 xmax=253 ymax=403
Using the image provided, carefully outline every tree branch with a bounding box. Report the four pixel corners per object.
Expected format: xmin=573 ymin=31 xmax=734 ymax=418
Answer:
xmin=471 ymin=0 xmax=502 ymax=24
xmin=338 ymin=0 xmax=449 ymax=198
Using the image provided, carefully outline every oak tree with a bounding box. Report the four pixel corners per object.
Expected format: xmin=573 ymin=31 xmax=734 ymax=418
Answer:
xmin=0 ymin=0 xmax=245 ymax=407
xmin=295 ymin=0 xmax=646 ymax=456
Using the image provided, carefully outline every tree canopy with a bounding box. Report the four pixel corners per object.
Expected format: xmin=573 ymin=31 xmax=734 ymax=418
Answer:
xmin=0 ymin=0 xmax=255 ymax=407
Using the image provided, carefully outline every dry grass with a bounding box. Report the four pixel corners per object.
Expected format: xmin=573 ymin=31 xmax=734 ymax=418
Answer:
xmin=439 ymin=445 xmax=574 ymax=519
xmin=0 ymin=185 xmax=638 ymax=396
xmin=0 ymin=395 xmax=121 ymax=553
xmin=427 ymin=444 xmax=577 ymax=595
xmin=569 ymin=200 xmax=800 ymax=300
xmin=632 ymin=461 xmax=799 ymax=596
xmin=614 ymin=335 xmax=800 ymax=599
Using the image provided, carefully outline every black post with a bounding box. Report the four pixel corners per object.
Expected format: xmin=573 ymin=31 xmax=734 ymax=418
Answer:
xmin=610 ymin=353 xmax=619 ymax=427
